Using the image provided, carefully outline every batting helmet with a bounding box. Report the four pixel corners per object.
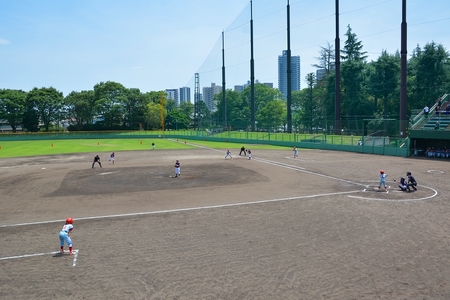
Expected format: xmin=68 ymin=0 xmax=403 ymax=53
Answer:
xmin=406 ymin=171 xmax=411 ymax=176
xmin=65 ymin=217 xmax=73 ymax=224
xmin=380 ymin=170 xmax=384 ymax=174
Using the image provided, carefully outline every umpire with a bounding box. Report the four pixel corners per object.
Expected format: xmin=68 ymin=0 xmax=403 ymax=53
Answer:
xmin=239 ymin=146 xmax=247 ymax=156
xmin=406 ymin=171 xmax=417 ymax=192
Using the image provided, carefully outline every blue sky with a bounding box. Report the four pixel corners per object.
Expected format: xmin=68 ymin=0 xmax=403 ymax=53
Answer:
xmin=1 ymin=0 xmax=449 ymax=97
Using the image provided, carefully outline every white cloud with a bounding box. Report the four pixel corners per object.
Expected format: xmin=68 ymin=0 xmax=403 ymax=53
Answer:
xmin=0 ymin=38 xmax=10 ymax=45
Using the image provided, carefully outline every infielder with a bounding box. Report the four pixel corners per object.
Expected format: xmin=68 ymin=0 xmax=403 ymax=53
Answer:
xmin=225 ymin=149 xmax=232 ymax=159
xmin=109 ymin=152 xmax=115 ymax=164
xmin=174 ymin=160 xmax=181 ymax=177
xmin=378 ymin=170 xmax=388 ymax=191
xmin=59 ymin=218 xmax=74 ymax=254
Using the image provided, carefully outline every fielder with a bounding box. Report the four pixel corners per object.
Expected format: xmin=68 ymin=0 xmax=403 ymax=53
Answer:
xmin=109 ymin=152 xmax=115 ymax=164
xmin=174 ymin=160 xmax=181 ymax=177
xmin=59 ymin=218 xmax=74 ymax=254
xmin=225 ymin=149 xmax=232 ymax=160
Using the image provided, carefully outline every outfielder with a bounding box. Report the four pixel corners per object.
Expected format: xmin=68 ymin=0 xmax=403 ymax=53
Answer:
xmin=59 ymin=218 xmax=74 ymax=254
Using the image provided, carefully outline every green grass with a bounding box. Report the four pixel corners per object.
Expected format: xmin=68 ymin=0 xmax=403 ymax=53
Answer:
xmin=0 ymin=138 xmax=291 ymax=159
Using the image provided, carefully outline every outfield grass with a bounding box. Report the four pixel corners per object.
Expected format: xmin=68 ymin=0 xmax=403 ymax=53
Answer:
xmin=0 ymin=138 xmax=291 ymax=158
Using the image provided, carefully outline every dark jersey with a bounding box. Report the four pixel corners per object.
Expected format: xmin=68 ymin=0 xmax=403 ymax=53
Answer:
xmin=175 ymin=162 xmax=180 ymax=168
xmin=408 ymin=175 xmax=417 ymax=185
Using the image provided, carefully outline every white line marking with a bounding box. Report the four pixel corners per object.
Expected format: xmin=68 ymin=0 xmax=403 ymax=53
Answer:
xmin=0 ymin=249 xmax=80 ymax=267
xmin=72 ymin=250 xmax=79 ymax=266
xmin=348 ymin=185 xmax=438 ymax=202
xmin=0 ymin=191 xmax=362 ymax=228
xmin=99 ymin=172 xmax=114 ymax=175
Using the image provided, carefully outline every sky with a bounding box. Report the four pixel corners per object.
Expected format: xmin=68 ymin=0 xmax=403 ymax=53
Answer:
xmin=1 ymin=0 xmax=450 ymax=98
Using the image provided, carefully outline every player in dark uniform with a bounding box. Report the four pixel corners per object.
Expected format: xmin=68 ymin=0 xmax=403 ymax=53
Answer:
xmin=92 ymin=155 xmax=102 ymax=168
xmin=406 ymin=171 xmax=417 ymax=192
xmin=174 ymin=160 xmax=180 ymax=177
xmin=239 ymin=146 xmax=246 ymax=156
xmin=398 ymin=177 xmax=407 ymax=191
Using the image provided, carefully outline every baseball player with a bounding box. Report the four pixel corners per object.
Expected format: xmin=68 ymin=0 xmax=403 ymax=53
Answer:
xmin=406 ymin=171 xmax=417 ymax=192
xmin=378 ymin=170 xmax=388 ymax=191
xmin=293 ymin=146 xmax=298 ymax=158
xmin=174 ymin=160 xmax=181 ymax=177
xmin=247 ymin=149 xmax=252 ymax=160
xmin=398 ymin=177 xmax=407 ymax=191
xmin=225 ymin=149 xmax=232 ymax=159
xmin=109 ymin=152 xmax=115 ymax=164
xmin=59 ymin=218 xmax=74 ymax=254
xmin=92 ymin=155 xmax=102 ymax=168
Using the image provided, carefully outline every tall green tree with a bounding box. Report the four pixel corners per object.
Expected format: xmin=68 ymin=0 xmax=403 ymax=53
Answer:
xmin=257 ymin=100 xmax=286 ymax=131
xmin=241 ymin=83 xmax=283 ymax=117
xmin=0 ymin=89 xmax=27 ymax=132
xmin=94 ymin=81 xmax=127 ymax=128
xmin=368 ymin=50 xmax=400 ymax=117
xmin=340 ymin=25 xmax=371 ymax=130
xmin=213 ymin=89 xmax=250 ymax=130
xmin=26 ymin=87 xmax=64 ymax=131
xmin=64 ymin=90 xmax=96 ymax=130
xmin=409 ymin=42 xmax=450 ymax=108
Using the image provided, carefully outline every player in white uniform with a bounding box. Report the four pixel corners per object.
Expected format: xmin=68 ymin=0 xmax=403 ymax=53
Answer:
xmin=378 ymin=170 xmax=388 ymax=191
xmin=59 ymin=218 xmax=74 ymax=254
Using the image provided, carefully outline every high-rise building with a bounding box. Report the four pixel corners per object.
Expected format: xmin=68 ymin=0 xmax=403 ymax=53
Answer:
xmin=165 ymin=89 xmax=178 ymax=104
xmin=278 ymin=50 xmax=300 ymax=99
xmin=202 ymin=83 xmax=221 ymax=112
xmin=179 ymin=87 xmax=191 ymax=104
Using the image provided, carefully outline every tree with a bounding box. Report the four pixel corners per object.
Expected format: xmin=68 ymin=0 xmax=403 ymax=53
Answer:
xmin=241 ymin=83 xmax=283 ymax=117
xmin=94 ymin=81 xmax=127 ymax=128
xmin=194 ymin=100 xmax=210 ymax=129
xmin=0 ymin=89 xmax=27 ymax=132
xmin=179 ymin=101 xmax=194 ymax=123
xmin=165 ymin=109 xmax=190 ymax=130
xmin=340 ymin=25 xmax=371 ymax=131
xmin=213 ymin=89 xmax=250 ymax=130
xmin=257 ymin=100 xmax=286 ymax=131
xmin=64 ymin=90 xmax=96 ymax=130
xmin=26 ymin=87 xmax=64 ymax=131
xmin=368 ymin=50 xmax=400 ymax=117
xmin=313 ymin=41 xmax=335 ymax=77
xmin=409 ymin=42 xmax=450 ymax=108
xmin=341 ymin=24 xmax=367 ymax=62
xmin=144 ymin=102 xmax=161 ymax=130
xmin=123 ymin=88 xmax=151 ymax=130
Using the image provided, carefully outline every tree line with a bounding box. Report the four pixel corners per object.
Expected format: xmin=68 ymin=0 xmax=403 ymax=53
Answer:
xmin=1 ymin=25 xmax=449 ymax=134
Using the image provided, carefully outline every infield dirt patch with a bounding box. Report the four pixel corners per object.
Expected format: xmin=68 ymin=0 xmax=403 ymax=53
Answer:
xmin=0 ymin=147 xmax=449 ymax=299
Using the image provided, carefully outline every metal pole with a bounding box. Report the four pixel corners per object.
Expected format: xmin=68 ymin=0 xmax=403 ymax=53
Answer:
xmin=286 ymin=0 xmax=292 ymax=133
xmin=250 ymin=0 xmax=255 ymax=131
xmin=334 ymin=0 xmax=341 ymax=134
xmin=222 ymin=31 xmax=227 ymax=129
xmin=400 ymin=0 xmax=407 ymax=137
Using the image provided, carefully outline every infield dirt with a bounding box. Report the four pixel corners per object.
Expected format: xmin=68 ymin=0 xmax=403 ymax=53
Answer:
xmin=0 ymin=147 xmax=449 ymax=299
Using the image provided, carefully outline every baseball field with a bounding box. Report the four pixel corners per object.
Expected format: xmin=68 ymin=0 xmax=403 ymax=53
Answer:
xmin=0 ymin=141 xmax=449 ymax=299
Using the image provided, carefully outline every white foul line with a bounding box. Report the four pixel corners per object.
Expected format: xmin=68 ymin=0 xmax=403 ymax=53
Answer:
xmin=0 ymin=249 xmax=80 ymax=267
